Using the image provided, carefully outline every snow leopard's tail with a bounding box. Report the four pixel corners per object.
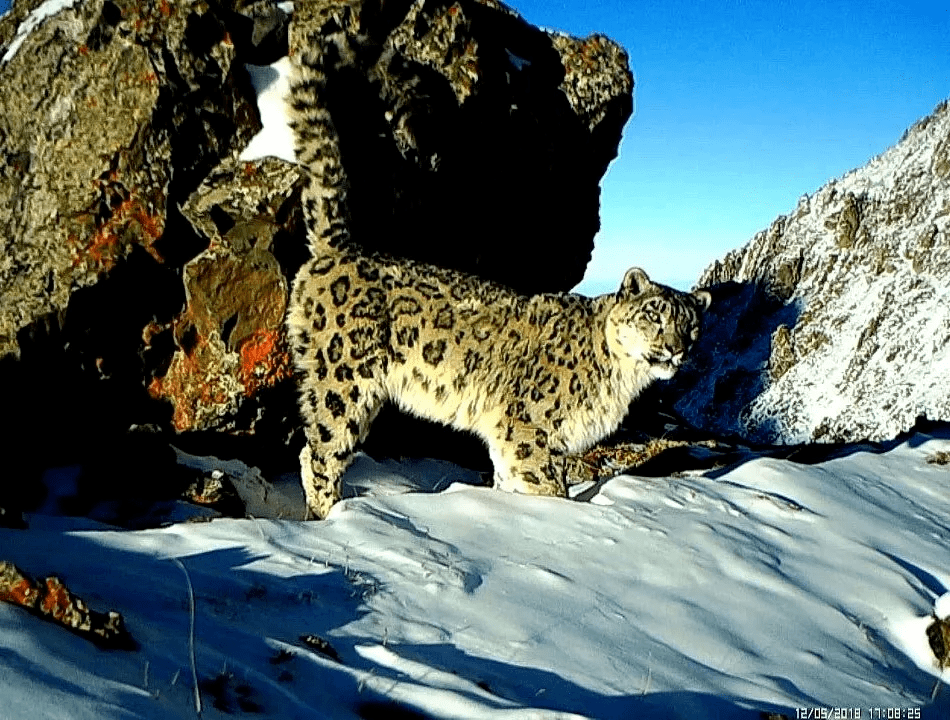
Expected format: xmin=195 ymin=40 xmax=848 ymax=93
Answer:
xmin=287 ymin=1 xmax=363 ymax=255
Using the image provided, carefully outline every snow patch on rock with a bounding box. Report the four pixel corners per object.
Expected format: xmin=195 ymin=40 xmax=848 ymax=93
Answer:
xmin=240 ymin=56 xmax=297 ymax=164
xmin=2 ymin=0 xmax=78 ymax=64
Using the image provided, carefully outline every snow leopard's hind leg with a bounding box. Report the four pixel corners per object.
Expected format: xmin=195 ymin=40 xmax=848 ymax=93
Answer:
xmin=298 ymin=389 xmax=385 ymax=520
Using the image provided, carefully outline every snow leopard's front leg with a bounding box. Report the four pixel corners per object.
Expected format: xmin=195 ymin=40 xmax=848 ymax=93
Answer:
xmin=490 ymin=420 xmax=569 ymax=498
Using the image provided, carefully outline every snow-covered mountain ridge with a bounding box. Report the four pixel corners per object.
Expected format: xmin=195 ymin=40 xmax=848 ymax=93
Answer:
xmin=675 ymin=99 xmax=950 ymax=445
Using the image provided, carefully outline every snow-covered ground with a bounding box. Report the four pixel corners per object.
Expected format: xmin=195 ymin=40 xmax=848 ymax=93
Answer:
xmin=2 ymin=430 xmax=949 ymax=719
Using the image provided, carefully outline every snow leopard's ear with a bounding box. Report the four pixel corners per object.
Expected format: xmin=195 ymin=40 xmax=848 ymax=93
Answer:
xmin=692 ymin=288 xmax=712 ymax=311
xmin=618 ymin=267 xmax=652 ymax=297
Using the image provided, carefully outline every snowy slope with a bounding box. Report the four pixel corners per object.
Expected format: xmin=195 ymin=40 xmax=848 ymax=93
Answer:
xmin=2 ymin=433 xmax=949 ymax=719
xmin=680 ymin=99 xmax=950 ymax=445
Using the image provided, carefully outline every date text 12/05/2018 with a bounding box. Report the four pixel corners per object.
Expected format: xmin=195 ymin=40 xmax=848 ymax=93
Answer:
xmin=795 ymin=709 xmax=921 ymax=719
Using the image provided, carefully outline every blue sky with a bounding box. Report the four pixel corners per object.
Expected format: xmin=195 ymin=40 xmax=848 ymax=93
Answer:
xmin=2 ymin=1 xmax=947 ymax=293
xmin=509 ymin=0 xmax=950 ymax=293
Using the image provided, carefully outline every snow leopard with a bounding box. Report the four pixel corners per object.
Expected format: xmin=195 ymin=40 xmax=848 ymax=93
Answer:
xmin=285 ymin=1 xmax=712 ymax=519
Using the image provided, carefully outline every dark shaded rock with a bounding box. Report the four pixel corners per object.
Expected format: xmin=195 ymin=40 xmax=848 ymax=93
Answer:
xmin=299 ymin=633 xmax=342 ymax=662
xmin=0 ymin=506 xmax=26 ymax=530
xmin=224 ymin=0 xmax=291 ymax=64
xmin=287 ymin=0 xmax=633 ymax=295
xmin=672 ymin=99 xmax=950 ymax=444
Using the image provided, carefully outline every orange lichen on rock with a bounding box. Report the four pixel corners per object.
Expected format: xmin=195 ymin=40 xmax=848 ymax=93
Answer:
xmin=72 ymin=193 xmax=166 ymax=272
xmin=237 ymin=328 xmax=294 ymax=397
xmin=148 ymin=332 xmax=234 ymax=432
xmin=0 ymin=561 xmax=134 ymax=649
xmin=40 ymin=576 xmax=86 ymax=624
xmin=149 ymin=234 xmax=289 ymax=432
xmin=0 ymin=561 xmax=40 ymax=608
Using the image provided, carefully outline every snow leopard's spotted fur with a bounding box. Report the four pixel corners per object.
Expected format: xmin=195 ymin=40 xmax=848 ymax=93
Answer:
xmin=286 ymin=1 xmax=711 ymax=519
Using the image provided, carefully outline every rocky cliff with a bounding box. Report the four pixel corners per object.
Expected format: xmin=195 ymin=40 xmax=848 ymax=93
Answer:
xmin=0 ymin=0 xmax=633 ymax=467
xmin=673 ymin=99 xmax=950 ymax=444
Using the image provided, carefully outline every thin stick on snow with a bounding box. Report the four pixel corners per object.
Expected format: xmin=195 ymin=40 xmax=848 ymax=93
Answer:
xmin=171 ymin=557 xmax=202 ymax=717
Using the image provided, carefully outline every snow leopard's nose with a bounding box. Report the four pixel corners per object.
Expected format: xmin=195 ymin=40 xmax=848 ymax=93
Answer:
xmin=663 ymin=344 xmax=686 ymax=366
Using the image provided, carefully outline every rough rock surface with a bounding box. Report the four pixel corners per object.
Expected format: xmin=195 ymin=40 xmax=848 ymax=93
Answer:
xmin=0 ymin=0 xmax=633 ymax=478
xmin=152 ymin=156 xmax=301 ymax=431
xmin=673 ymin=99 xmax=950 ymax=444
xmin=0 ymin=0 xmax=260 ymax=359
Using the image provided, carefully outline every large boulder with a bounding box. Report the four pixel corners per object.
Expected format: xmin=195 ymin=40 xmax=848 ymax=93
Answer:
xmin=292 ymin=0 xmax=633 ymax=295
xmin=0 ymin=0 xmax=282 ymax=512
xmin=0 ymin=0 xmax=633 ymax=477
xmin=673 ymin=99 xmax=950 ymax=444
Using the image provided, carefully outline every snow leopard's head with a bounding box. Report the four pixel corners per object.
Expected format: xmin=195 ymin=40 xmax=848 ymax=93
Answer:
xmin=607 ymin=267 xmax=711 ymax=380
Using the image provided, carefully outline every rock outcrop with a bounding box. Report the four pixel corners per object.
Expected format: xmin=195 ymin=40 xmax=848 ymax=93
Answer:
xmin=0 ymin=0 xmax=633 ymax=474
xmin=673 ymin=99 xmax=950 ymax=444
